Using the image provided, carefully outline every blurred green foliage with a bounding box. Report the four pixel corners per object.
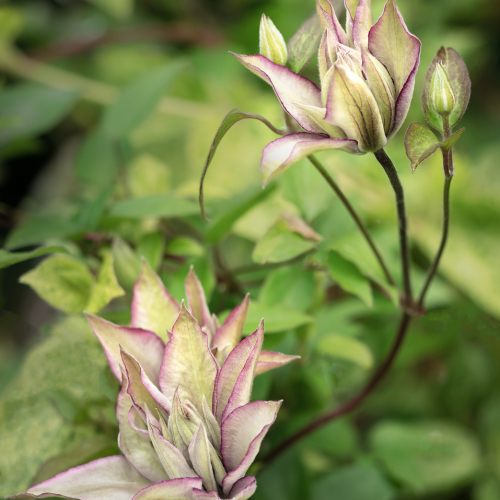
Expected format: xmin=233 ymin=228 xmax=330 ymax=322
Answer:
xmin=0 ymin=0 xmax=499 ymax=499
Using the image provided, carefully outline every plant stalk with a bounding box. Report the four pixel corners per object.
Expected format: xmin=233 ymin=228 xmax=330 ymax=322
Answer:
xmin=373 ymin=149 xmax=413 ymax=303
xmin=308 ymin=155 xmax=396 ymax=288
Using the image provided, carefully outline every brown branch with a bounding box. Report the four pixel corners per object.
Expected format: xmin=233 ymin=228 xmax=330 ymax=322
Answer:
xmin=28 ymin=23 xmax=224 ymax=62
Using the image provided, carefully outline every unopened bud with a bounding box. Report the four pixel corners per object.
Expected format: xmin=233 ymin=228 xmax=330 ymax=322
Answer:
xmin=259 ymin=15 xmax=288 ymax=66
xmin=430 ymin=63 xmax=455 ymax=116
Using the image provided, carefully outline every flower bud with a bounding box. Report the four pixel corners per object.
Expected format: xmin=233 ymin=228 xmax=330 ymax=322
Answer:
xmin=259 ymin=14 xmax=288 ymax=66
xmin=430 ymin=62 xmax=455 ymax=116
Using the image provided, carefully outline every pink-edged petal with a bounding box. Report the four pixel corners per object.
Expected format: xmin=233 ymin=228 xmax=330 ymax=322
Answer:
xmin=213 ymin=321 xmax=264 ymax=424
xmin=325 ymin=62 xmax=387 ymax=153
xmin=260 ymin=133 xmax=359 ymax=186
xmin=159 ymin=303 xmax=219 ymax=414
xmin=212 ymin=294 xmax=250 ymax=353
xmin=12 ymin=456 xmax=151 ymax=500
xmin=146 ymin=408 xmax=199 ymax=480
xmin=87 ymin=313 xmax=164 ymax=384
xmin=368 ymin=0 xmax=421 ymax=135
xmin=256 ymin=350 xmax=301 ymax=375
xmin=221 ymin=401 xmax=282 ymax=495
xmin=185 ymin=267 xmax=216 ymax=340
xmin=316 ymin=0 xmax=348 ymax=45
xmin=231 ymin=53 xmax=323 ymax=134
xmin=121 ymin=348 xmax=172 ymax=415
xmin=188 ymin=424 xmax=217 ymax=492
xmin=131 ymin=259 xmax=180 ymax=342
xmin=191 ymin=490 xmax=219 ymax=500
xmin=117 ymin=372 xmax=168 ymax=482
xmin=351 ymin=0 xmax=372 ymax=49
xmin=133 ymin=478 xmax=203 ymax=500
xmin=128 ymin=406 xmax=149 ymax=435
xmin=228 ymin=476 xmax=257 ymax=500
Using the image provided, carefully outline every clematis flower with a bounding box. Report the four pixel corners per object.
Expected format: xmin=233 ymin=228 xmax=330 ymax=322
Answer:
xmin=13 ymin=263 xmax=298 ymax=500
xmin=232 ymin=0 xmax=421 ymax=186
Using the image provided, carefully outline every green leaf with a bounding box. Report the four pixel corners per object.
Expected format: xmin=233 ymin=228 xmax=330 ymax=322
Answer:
xmin=330 ymin=232 xmax=398 ymax=304
xmin=239 ymin=300 xmax=313 ymax=334
xmin=0 ymin=6 xmax=24 ymax=42
xmin=101 ymin=61 xmax=186 ymax=138
xmin=166 ymin=236 xmax=204 ymax=258
xmin=259 ymin=264 xmax=315 ymax=311
xmin=305 ymin=418 xmax=358 ymax=459
xmin=136 ymin=232 xmax=164 ymax=271
xmin=86 ymin=252 xmax=125 ymax=313
xmin=109 ymin=195 xmax=199 ymax=219
xmin=370 ymin=420 xmax=481 ymax=494
xmin=313 ymin=464 xmax=394 ymax=500
xmin=5 ymin=214 xmax=79 ymax=250
xmin=127 ymin=153 xmax=171 ymax=197
xmin=206 ymin=185 xmax=276 ymax=244
xmin=404 ymin=122 xmax=441 ymax=173
xmin=287 ymin=13 xmax=322 ymax=74
xmin=0 ymin=246 xmax=67 ymax=270
xmin=88 ymin=0 xmax=133 ymax=19
xmin=441 ymin=127 xmax=465 ymax=152
xmin=316 ymin=334 xmax=374 ymax=369
xmin=0 ymin=84 xmax=79 ymax=146
xmin=252 ymin=219 xmax=317 ymax=264
xmin=19 ymin=254 xmax=93 ymax=312
xmin=199 ymin=110 xmax=283 ymax=220
xmin=326 ymin=251 xmax=373 ymax=307
xmin=0 ymin=315 xmax=114 ymax=496
xmin=75 ymin=132 xmax=119 ymax=186
xmin=76 ymin=188 xmax=113 ymax=231
xmin=111 ymin=237 xmax=142 ymax=290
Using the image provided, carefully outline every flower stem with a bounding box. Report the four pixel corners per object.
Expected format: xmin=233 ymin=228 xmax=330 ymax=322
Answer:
xmin=307 ymin=155 xmax=396 ymax=288
xmin=373 ymin=149 xmax=413 ymax=303
xmin=263 ymin=312 xmax=412 ymax=464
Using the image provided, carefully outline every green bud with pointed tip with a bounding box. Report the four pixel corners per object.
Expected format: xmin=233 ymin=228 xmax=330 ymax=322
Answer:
xmin=430 ymin=62 xmax=455 ymax=116
xmin=259 ymin=14 xmax=288 ymax=66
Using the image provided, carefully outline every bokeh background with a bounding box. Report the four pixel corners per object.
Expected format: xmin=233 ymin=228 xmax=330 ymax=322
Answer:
xmin=1 ymin=0 xmax=500 ymax=499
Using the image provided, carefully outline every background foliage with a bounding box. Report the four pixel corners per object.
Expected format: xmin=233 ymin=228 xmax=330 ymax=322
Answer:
xmin=0 ymin=0 xmax=499 ymax=499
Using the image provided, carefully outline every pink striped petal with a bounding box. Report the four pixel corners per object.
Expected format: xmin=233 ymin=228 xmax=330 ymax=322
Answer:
xmin=221 ymin=401 xmax=282 ymax=495
xmin=185 ymin=267 xmax=216 ymax=340
xmin=260 ymin=133 xmax=359 ymax=186
xmin=131 ymin=259 xmax=180 ymax=342
xmin=116 ymin=372 xmax=168 ymax=482
xmin=133 ymin=478 xmax=203 ymax=500
xmin=212 ymin=294 xmax=249 ymax=353
xmin=351 ymin=0 xmax=372 ymax=49
xmin=316 ymin=0 xmax=348 ymax=45
xmin=368 ymin=0 xmax=421 ymax=136
xmin=228 ymin=476 xmax=257 ymax=500
xmin=159 ymin=304 xmax=219 ymax=414
xmin=213 ymin=321 xmax=264 ymax=424
xmin=12 ymin=456 xmax=151 ymax=500
xmin=256 ymin=350 xmax=301 ymax=375
xmin=120 ymin=348 xmax=171 ymax=415
xmin=87 ymin=313 xmax=164 ymax=384
xmin=231 ymin=53 xmax=323 ymax=134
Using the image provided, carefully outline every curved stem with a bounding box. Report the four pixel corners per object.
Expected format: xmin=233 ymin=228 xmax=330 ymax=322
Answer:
xmin=373 ymin=149 xmax=413 ymax=302
xmin=308 ymin=155 xmax=396 ymax=288
xmin=418 ymin=177 xmax=452 ymax=305
xmin=263 ymin=312 xmax=411 ymax=464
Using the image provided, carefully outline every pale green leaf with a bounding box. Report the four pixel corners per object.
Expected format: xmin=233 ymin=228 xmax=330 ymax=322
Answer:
xmin=75 ymin=132 xmax=119 ymax=186
xmin=326 ymin=251 xmax=373 ymax=307
xmin=313 ymin=464 xmax=394 ymax=500
xmin=86 ymin=251 xmax=125 ymax=313
xmin=5 ymin=214 xmax=79 ymax=250
xmin=127 ymin=154 xmax=171 ymax=197
xmin=137 ymin=232 xmax=165 ymax=271
xmin=252 ymin=219 xmax=317 ymax=264
xmin=316 ymin=334 xmax=374 ymax=369
xmin=0 ymin=246 xmax=67 ymax=270
xmin=370 ymin=420 xmax=481 ymax=493
xmin=404 ymin=122 xmax=441 ymax=173
xmin=110 ymin=195 xmax=199 ymax=219
xmin=101 ymin=61 xmax=186 ymax=138
xmin=112 ymin=237 xmax=142 ymax=290
xmin=19 ymin=254 xmax=93 ymax=312
xmin=287 ymin=13 xmax=323 ymax=74
xmin=0 ymin=84 xmax=79 ymax=146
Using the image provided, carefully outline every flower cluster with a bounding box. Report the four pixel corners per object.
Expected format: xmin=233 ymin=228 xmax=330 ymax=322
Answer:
xmin=233 ymin=0 xmax=421 ymax=186
xmin=14 ymin=263 xmax=298 ymax=500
